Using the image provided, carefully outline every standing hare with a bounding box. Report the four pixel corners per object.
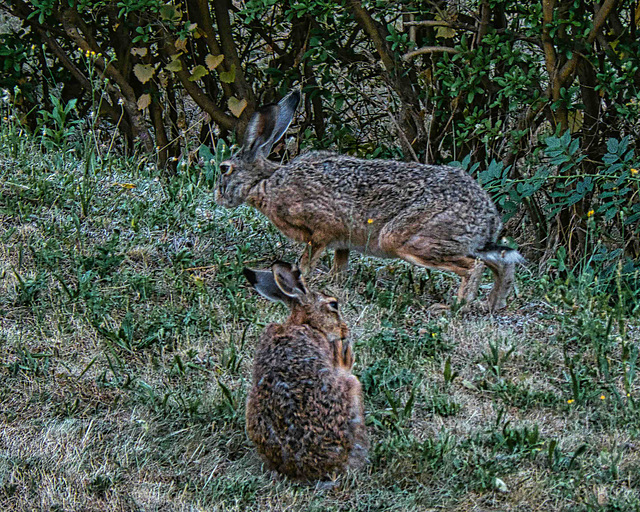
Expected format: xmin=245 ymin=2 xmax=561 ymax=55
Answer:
xmin=243 ymin=262 xmax=368 ymax=480
xmin=216 ymin=90 xmax=523 ymax=311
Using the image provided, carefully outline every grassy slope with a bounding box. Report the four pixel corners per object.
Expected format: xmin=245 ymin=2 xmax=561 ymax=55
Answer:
xmin=1 ymin=132 xmax=639 ymax=512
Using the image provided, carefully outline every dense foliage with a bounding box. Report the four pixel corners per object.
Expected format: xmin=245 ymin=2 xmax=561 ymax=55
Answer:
xmin=1 ymin=0 xmax=639 ymax=267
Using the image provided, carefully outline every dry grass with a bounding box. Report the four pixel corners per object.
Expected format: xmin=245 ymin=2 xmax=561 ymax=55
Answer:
xmin=1 ymin=134 xmax=639 ymax=511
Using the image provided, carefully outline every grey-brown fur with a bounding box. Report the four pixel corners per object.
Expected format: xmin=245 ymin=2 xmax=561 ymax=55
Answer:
xmin=243 ymin=262 xmax=368 ymax=480
xmin=217 ymin=91 xmax=522 ymax=310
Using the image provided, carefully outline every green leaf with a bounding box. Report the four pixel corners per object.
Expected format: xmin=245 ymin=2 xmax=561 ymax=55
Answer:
xmin=219 ymin=64 xmax=236 ymax=83
xmin=165 ymin=57 xmax=183 ymax=72
xmin=160 ymin=4 xmax=182 ymax=22
xmin=188 ymin=65 xmax=208 ymax=81
xmin=205 ymin=54 xmax=224 ymax=70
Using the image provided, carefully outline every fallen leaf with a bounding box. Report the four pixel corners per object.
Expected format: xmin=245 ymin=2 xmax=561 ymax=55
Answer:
xmin=494 ymin=478 xmax=509 ymax=494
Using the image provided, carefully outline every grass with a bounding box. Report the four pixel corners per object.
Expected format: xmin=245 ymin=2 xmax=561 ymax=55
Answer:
xmin=1 ymin=119 xmax=640 ymax=511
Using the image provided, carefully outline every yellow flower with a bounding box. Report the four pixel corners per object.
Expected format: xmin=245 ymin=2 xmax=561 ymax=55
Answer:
xmin=367 ymin=218 xmax=373 ymax=224
xmin=567 ymin=399 xmax=574 ymax=404
xmin=627 ymin=393 xmax=631 ymax=397
xmin=631 ymin=168 xmax=638 ymax=175
xmin=587 ymin=209 xmax=594 ymax=217
xmin=600 ymin=394 xmax=606 ymax=400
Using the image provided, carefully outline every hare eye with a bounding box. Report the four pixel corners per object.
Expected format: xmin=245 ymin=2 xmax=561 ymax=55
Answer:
xmin=220 ymin=162 xmax=233 ymax=175
xmin=327 ymin=300 xmax=339 ymax=311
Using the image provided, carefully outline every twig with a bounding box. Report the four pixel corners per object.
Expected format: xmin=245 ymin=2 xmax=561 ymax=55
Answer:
xmin=403 ymin=46 xmax=460 ymax=61
xmin=386 ymin=110 xmax=419 ymax=162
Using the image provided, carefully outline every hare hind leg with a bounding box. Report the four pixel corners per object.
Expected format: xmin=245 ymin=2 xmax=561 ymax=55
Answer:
xmin=397 ymin=251 xmax=482 ymax=305
xmin=342 ymin=375 xmax=368 ymax=469
xmin=459 ymin=259 xmax=484 ymax=303
xmin=483 ymin=259 xmax=515 ymax=311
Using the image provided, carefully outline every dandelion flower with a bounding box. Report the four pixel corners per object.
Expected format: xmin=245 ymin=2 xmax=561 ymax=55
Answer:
xmin=367 ymin=218 xmax=373 ymax=224
xmin=600 ymin=394 xmax=606 ymax=400
xmin=587 ymin=209 xmax=594 ymax=217
xmin=631 ymin=168 xmax=638 ymax=175
xmin=567 ymin=399 xmax=574 ymax=404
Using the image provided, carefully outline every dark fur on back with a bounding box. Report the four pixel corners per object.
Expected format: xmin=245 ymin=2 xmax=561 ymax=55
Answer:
xmin=255 ymin=152 xmax=502 ymax=261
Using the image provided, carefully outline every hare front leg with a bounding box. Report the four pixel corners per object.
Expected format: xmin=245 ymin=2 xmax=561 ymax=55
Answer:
xmin=298 ymin=241 xmax=327 ymax=275
xmin=332 ymin=338 xmax=354 ymax=370
xmin=457 ymin=259 xmax=484 ymax=303
xmin=332 ymin=249 xmax=350 ymax=274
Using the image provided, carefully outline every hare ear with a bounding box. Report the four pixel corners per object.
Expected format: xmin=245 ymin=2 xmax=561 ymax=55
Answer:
xmin=271 ymin=261 xmax=308 ymax=299
xmin=242 ymin=90 xmax=300 ymax=162
xmin=243 ymin=268 xmax=292 ymax=305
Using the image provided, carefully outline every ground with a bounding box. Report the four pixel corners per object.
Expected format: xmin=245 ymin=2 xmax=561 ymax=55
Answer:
xmin=1 ymin=133 xmax=639 ymax=511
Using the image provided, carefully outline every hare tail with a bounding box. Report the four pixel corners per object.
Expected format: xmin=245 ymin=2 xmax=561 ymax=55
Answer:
xmin=474 ymin=242 xmax=525 ymax=265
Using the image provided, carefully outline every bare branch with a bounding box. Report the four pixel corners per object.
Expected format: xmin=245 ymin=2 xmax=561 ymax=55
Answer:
xmin=403 ymin=46 xmax=460 ymax=61
xmin=587 ymin=0 xmax=619 ymax=44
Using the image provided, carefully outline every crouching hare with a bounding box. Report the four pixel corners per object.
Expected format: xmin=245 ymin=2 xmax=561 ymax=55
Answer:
xmin=216 ymin=90 xmax=523 ymax=311
xmin=243 ymin=262 xmax=368 ymax=480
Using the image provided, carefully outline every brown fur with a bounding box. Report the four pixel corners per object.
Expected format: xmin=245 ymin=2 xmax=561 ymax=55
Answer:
xmin=217 ymin=91 xmax=522 ymax=310
xmin=244 ymin=264 xmax=368 ymax=480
